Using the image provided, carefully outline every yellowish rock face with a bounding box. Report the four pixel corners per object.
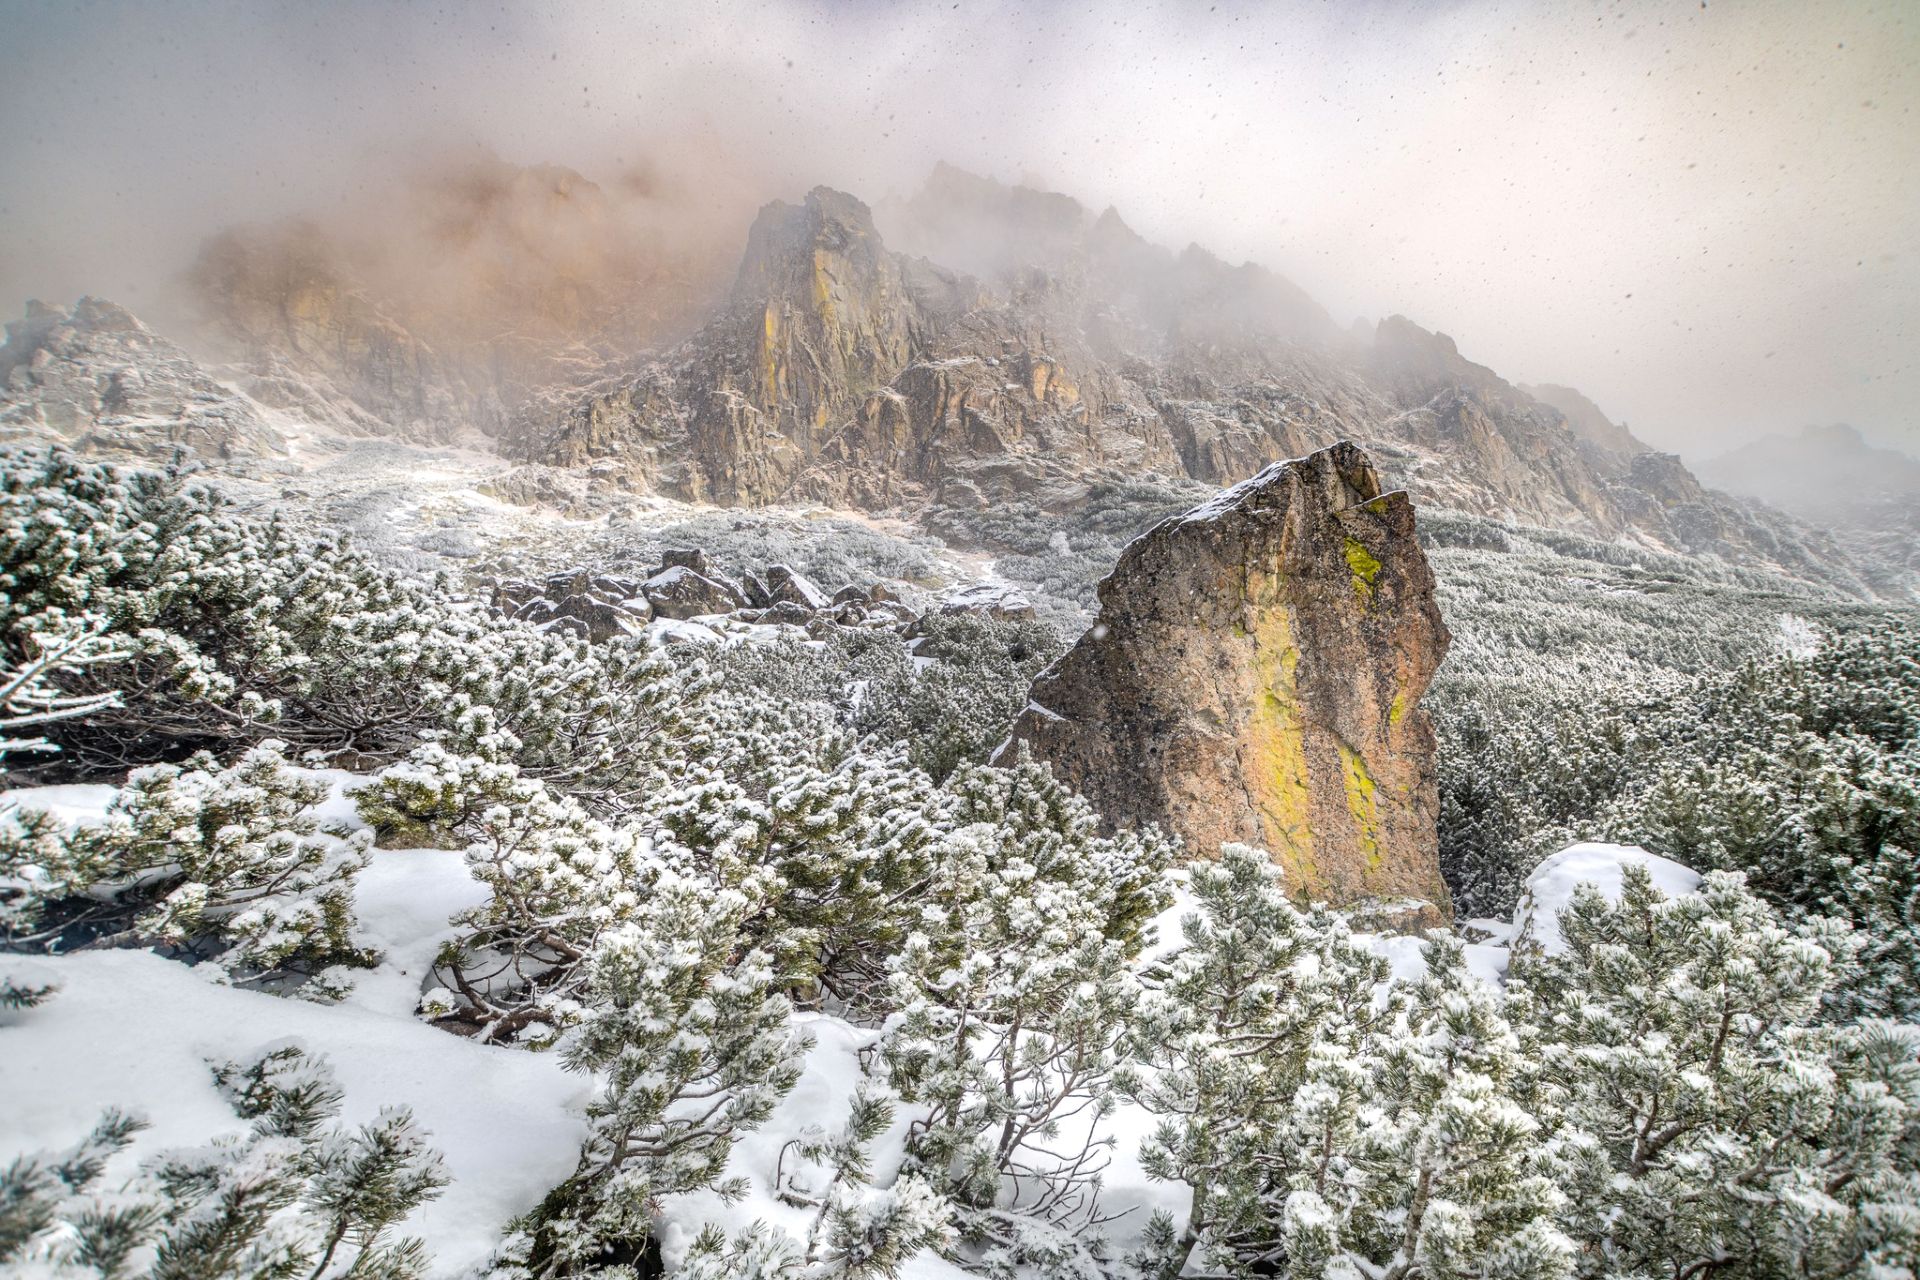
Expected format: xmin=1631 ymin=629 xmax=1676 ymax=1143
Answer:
xmin=999 ymin=441 xmax=1453 ymax=920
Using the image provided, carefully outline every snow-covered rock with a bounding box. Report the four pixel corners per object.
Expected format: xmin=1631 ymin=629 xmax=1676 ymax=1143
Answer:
xmin=0 ymin=297 xmax=281 ymax=459
xmin=1512 ymin=841 xmax=1702 ymax=954
xmin=932 ymin=581 xmax=1035 ymax=622
xmin=642 ymin=563 xmax=748 ymax=619
xmin=764 ymin=563 xmax=833 ymax=611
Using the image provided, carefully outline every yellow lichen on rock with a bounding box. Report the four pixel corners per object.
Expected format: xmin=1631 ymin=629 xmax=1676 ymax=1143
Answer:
xmin=998 ymin=441 xmax=1452 ymax=921
xmin=810 ymin=249 xmax=835 ymax=322
xmin=1246 ymin=608 xmax=1316 ymax=889
xmin=1339 ymin=743 xmax=1384 ymax=876
xmin=1343 ymin=536 xmax=1383 ymax=603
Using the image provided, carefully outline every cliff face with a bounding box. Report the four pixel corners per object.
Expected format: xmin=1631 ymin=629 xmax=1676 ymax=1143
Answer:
xmin=0 ymin=298 xmax=279 ymax=459
xmin=189 ymin=223 xmax=489 ymax=439
xmin=501 ymin=167 xmax=1861 ymax=592
xmin=1519 ymin=381 xmax=1652 ymax=475
xmin=32 ymin=158 xmax=1875 ymax=596
xmin=996 ymin=442 xmax=1451 ymax=914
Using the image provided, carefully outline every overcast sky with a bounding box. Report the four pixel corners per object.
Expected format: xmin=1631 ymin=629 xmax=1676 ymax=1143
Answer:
xmin=1 ymin=0 xmax=1913 ymax=458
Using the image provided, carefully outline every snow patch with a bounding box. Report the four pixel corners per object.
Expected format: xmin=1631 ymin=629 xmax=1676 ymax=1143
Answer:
xmin=1512 ymin=841 xmax=1701 ymax=954
xmin=0 ymin=951 xmax=586 ymax=1278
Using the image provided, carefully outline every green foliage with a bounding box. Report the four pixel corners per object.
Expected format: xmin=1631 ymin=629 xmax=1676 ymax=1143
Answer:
xmin=879 ymin=808 xmax=1153 ymax=1260
xmin=409 ymin=755 xmax=655 ymax=1042
xmin=706 ymin=611 xmax=1067 ymax=783
xmin=1 ymin=1044 xmax=446 ymax=1280
xmin=1120 ymin=844 xmax=1401 ymax=1278
xmin=0 ymin=446 xmax=707 ymax=792
xmin=516 ymin=876 xmax=807 ymax=1277
xmin=749 ymin=1088 xmax=956 ymax=1279
xmin=1125 ymin=853 xmax=1920 ymax=1280
xmin=1512 ymin=866 xmax=1920 ymax=1279
xmin=1282 ymin=938 xmax=1571 ymax=1280
xmin=856 ymin=613 xmax=1066 ymax=782
xmin=1436 ymin=618 xmax=1920 ymax=1015
xmin=4 ymin=739 xmax=374 ymax=993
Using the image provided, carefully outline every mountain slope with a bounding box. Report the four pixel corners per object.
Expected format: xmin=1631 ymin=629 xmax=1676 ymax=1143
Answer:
xmin=1 ymin=160 xmax=1880 ymax=598
xmin=503 ymin=169 xmax=1866 ymax=593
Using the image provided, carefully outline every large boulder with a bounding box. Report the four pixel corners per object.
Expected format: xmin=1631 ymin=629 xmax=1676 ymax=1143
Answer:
xmin=642 ymin=566 xmax=747 ymax=620
xmin=763 ymin=564 xmax=832 ymax=611
xmin=995 ymin=441 xmax=1451 ymax=914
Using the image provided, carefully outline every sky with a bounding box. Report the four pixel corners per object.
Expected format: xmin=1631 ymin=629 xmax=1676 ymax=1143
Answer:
xmin=0 ymin=0 xmax=1913 ymax=459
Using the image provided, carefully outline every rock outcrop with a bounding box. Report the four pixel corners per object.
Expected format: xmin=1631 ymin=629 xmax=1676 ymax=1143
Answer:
xmin=0 ymin=298 xmax=280 ymax=460
xmin=189 ymin=224 xmax=492 ymax=440
xmin=182 ymin=155 xmax=734 ymax=442
xmin=642 ymin=566 xmax=747 ymax=620
xmin=995 ymin=442 xmax=1451 ymax=914
xmin=1519 ymin=382 xmax=1651 ymax=475
xmin=492 ymin=570 xmax=651 ymax=642
xmin=484 ymin=550 xmax=1039 ymax=643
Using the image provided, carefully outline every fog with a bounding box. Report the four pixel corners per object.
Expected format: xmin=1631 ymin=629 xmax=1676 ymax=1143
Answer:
xmin=1 ymin=0 xmax=1913 ymax=459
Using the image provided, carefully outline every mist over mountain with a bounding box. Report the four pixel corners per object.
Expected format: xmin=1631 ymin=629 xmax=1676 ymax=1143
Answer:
xmin=2 ymin=0 xmax=1914 ymax=460
xmin=1696 ymin=423 xmax=1920 ymax=526
xmin=1696 ymin=424 xmax=1920 ymax=585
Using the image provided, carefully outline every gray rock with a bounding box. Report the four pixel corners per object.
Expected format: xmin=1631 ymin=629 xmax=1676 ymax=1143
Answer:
xmin=0 ymin=298 xmax=281 ymax=460
xmin=753 ymin=600 xmax=817 ymax=627
xmin=764 ymin=564 xmax=831 ymax=611
xmin=660 ymin=547 xmax=710 ymax=573
xmin=642 ymin=565 xmax=747 ymax=620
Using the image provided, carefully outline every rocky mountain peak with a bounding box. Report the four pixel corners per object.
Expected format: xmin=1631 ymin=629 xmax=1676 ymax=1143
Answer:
xmin=723 ymin=186 xmax=916 ymax=458
xmin=1520 ymin=382 xmax=1651 ymax=474
xmin=734 ymin=187 xmax=896 ymax=303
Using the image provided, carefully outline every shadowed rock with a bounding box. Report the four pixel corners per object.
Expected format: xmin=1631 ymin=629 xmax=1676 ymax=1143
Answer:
xmin=995 ymin=441 xmax=1451 ymax=915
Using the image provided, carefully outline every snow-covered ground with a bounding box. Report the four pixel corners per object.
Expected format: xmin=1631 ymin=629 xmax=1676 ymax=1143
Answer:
xmin=1 ymin=775 xmax=1706 ymax=1278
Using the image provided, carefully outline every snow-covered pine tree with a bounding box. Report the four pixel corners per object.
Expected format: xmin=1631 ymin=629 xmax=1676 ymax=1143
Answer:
xmin=869 ymin=752 xmax=1172 ymax=1275
xmin=0 ymin=447 xmax=709 ymax=797
xmin=420 ymin=766 xmax=655 ymax=1042
xmin=1119 ymin=844 xmax=1397 ymax=1280
xmin=4 ymin=740 xmax=373 ymax=993
xmin=678 ymin=1169 xmax=950 ymax=1280
xmin=937 ymin=750 xmax=1175 ymax=952
xmin=1511 ymin=865 xmax=1920 ymax=1278
xmin=355 ymin=708 xmax=528 ymax=847
xmin=770 ymin=1087 xmax=954 ymax=1277
xmin=1281 ymin=935 xmax=1572 ymax=1280
xmin=880 ymin=817 xmax=1141 ymax=1270
xmin=517 ymin=873 xmax=807 ymax=1276
xmin=1 ymin=1044 xmax=447 ymax=1280
xmin=645 ymin=696 xmax=943 ymax=1010
xmin=0 ymin=1108 xmax=148 ymax=1269
xmin=0 ymin=613 xmax=128 ymax=760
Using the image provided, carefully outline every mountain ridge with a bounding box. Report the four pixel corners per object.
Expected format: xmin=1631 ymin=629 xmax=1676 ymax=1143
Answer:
xmin=0 ymin=158 xmax=1895 ymax=599
xmin=498 ymin=169 xmax=1873 ymax=593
